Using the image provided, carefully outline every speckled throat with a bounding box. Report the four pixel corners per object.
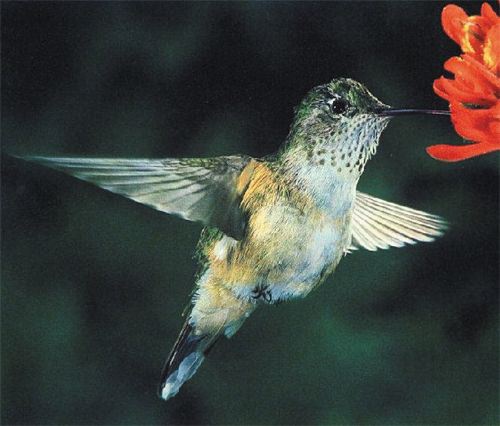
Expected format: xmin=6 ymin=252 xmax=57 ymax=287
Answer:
xmin=278 ymin=113 xmax=390 ymax=211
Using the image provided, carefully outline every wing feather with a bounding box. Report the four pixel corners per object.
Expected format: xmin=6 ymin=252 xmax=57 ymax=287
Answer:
xmin=20 ymin=155 xmax=252 ymax=239
xmin=350 ymin=191 xmax=447 ymax=252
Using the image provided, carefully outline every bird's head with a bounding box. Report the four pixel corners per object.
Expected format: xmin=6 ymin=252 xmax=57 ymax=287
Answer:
xmin=282 ymin=77 xmax=448 ymax=178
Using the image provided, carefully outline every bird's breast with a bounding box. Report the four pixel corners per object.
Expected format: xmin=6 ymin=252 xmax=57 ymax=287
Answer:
xmin=248 ymin=203 xmax=350 ymax=277
xmin=205 ymin=161 xmax=355 ymax=303
xmin=210 ymin=202 xmax=352 ymax=303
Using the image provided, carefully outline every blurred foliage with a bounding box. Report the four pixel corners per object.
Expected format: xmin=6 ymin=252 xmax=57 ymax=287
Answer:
xmin=1 ymin=1 xmax=498 ymax=425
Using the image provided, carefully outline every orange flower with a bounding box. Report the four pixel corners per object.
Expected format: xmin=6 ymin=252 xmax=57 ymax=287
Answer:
xmin=427 ymin=2 xmax=500 ymax=162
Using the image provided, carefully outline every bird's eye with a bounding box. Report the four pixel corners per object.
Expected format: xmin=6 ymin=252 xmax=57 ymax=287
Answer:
xmin=329 ymin=98 xmax=349 ymax=114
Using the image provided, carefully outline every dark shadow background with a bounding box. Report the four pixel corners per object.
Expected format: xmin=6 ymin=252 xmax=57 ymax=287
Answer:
xmin=1 ymin=1 xmax=498 ymax=424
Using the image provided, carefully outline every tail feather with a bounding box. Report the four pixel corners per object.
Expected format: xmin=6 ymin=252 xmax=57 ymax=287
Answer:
xmin=158 ymin=321 xmax=219 ymax=401
xmin=159 ymin=274 xmax=255 ymax=401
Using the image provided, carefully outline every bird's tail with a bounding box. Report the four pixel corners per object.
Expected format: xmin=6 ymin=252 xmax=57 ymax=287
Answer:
xmin=159 ymin=273 xmax=256 ymax=401
xmin=158 ymin=319 xmax=220 ymax=401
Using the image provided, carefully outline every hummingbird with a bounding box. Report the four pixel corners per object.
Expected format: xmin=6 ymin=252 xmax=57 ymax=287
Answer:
xmin=17 ymin=78 xmax=448 ymax=401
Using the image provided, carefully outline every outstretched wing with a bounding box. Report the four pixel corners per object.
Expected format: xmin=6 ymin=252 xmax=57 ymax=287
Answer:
xmin=20 ymin=155 xmax=253 ymax=240
xmin=349 ymin=191 xmax=447 ymax=251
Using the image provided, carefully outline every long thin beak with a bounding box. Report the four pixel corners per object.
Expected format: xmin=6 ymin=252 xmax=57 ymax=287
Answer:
xmin=378 ymin=108 xmax=450 ymax=117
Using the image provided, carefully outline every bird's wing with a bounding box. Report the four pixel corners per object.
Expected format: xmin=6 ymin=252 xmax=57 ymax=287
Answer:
xmin=20 ymin=155 xmax=254 ymax=240
xmin=349 ymin=191 xmax=447 ymax=252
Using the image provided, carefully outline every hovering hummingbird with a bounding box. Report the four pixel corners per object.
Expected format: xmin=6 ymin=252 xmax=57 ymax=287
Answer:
xmin=18 ymin=78 xmax=448 ymax=401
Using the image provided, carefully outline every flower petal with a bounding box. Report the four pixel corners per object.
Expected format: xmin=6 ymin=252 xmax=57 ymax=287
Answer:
xmin=481 ymin=2 xmax=499 ymax=26
xmin=435 ymin=75 xmax=496 ymax=105
xmin=483 ymin=23 xmax=500 ymax=73
xmin=426 ymin=142 xmax=499 ymax=162
xmin=461 ymin=54 xmax=500 ymax=88
xmin=451 ymin=102 xmax=500 ymax=144
xmin=441 ymin=4 xmax=469 ymax=47
xmin=433 ymin=77 xmax=452 ymax=102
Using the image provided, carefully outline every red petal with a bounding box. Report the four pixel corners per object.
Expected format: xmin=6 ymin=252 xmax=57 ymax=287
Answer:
xmin=462 ymin=17 xmax=488 ymax=57
xmin=435 ymin=75 xmax=496 ymax=105
xmin=480 ymin=2 xmax=499 ymax=26
xmin=484 ymin=23 xmax=500 ymax=73
xmin=461 ymin=54 xmax=500 ymax=87
xmin=433 ymin=77 xmax=452 ymax=101
xmin=442 ymin=55 xmax=499 ymax=101
xmin=451 ymin=102 xmax=500 ymax=144
xmin=441 ymin=4 xmax=469 ymax=46
xmin=426 ymin=142 xmax=499 ymax=162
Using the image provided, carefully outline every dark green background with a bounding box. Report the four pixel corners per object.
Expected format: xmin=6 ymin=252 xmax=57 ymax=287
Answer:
xmin=2 ymin=1 xmax=498 ymax=424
